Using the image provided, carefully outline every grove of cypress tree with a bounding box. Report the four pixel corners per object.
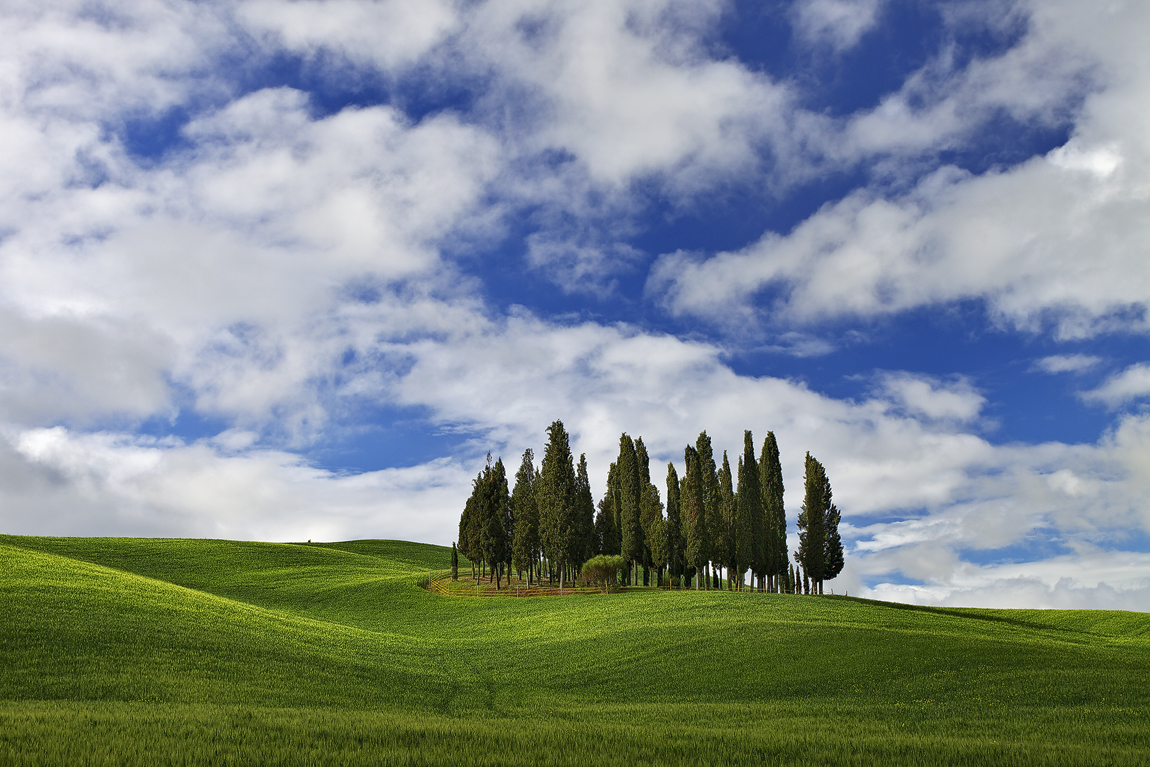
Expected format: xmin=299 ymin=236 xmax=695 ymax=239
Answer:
xmin=511 ymin=448 xmax=539 ymax=585
xmin=759 ymin=432 xmax=786 ymax=593
xmin=539 ymin=420 xmax=578 ymax=590
xmin=665 ymin=462 xmax=682 ymax=588
xmin=796 ymin=452 xmax=827 ymax=594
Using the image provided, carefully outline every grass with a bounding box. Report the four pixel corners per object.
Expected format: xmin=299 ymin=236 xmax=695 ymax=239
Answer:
xmin=2 ymin=534 xmax=1147 ymax=765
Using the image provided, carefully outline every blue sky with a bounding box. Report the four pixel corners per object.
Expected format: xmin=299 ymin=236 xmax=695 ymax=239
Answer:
xmin=1 ymin=0 xmax=1148 ymax=610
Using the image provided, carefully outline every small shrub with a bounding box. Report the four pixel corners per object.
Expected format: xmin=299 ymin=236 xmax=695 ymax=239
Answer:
xmin=579 ymin=555 xmax=626 ymax=593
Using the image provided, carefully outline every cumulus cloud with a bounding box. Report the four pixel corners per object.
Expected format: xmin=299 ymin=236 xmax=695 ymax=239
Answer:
xmin=650 ymin=0 xmax=1150 ymax=339
xmin=238 ymin=0 xmax=460 ymax=71
xmin=791 ymin=0 xmax=882 ymax=51
xmin=2 ymin=426 xmax=470 ymax=543
xmin=1034 ymin=354 xmax=1102 ymax=374
xmin=1082 ymin=363 xmax=1150 ymax=408
xmin=877 ymin=372 xmax=986 ymax=423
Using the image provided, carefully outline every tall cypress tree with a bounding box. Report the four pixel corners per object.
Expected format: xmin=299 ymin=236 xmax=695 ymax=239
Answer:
xmin=683 ymin=445 xmax=707 ymax=590
xmin=737 ymin=431 xmax=764 ymax=591
xmin=480 ymin=457 xmax=511 ymax=589
xmin=796 ymin=452 xmax=827 ymax=594
xmin=822 ymin=467 xmax=844 ymax=589
xmin=511 ymin=448 xmax=539 ymax=585
xmin=695 ymin=432 xmax=719 ymax=589
xmin=617 ymin=434 xmax=643 ymax=586
xmin=759 ymin=432 xmax=786 ymax=592
xmin=451 ymin=541 xmax=459 ymax=581
xmin=634 ymin=436 xmax=662 ymax=588
xmin=717 ymin=451 xmax=736 ymax=590
xmin=575 ymin=454 xmax=596 ymax=571
xmin=539 ymin=420 xmax=578 ymax=589
xmin=598 ymin=463 xmax=622 ymax=555
xmin=458 ymin=486 xmax=478 ymax=579
xmin=665 ymin=462 xmax=682 ymax=588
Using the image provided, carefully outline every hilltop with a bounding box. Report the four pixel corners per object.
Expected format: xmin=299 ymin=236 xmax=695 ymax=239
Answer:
xmin=1 ymin=535 xmax=1146 ymax=765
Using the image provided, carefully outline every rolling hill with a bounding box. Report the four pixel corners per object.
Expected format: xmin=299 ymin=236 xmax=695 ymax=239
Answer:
xmin=2 ymin=535 xmax=1146 ymax=765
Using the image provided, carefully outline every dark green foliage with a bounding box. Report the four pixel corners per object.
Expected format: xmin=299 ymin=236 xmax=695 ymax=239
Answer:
xmin=664 ymin=463 xmax=682 ymax=586
xmin=539 ymin=420 xmax=578 ymax=589
xmin=737 ymin=431 xmax=764 ymax=590
xmin=480 ymin=457 xmax=511 ymax=588
xmin=458 ymin=491 xmax=479 ymax=578
xmin=695 ymin=432 xmax=720 ymax=589
xmin=718 ymin=452 xmax=737 ymax=589
xmin=511 ymin=449 xmax=540 ymax=584
xmin=635 ymin=437 xmax=651 ymax=487
xmin=759 ymin=432 xmax=786 ymax=592
xmin=704 ymin=446 xmax=728 ymax=587
xmin=616 ymin=434 xmax=643 ymax=584
xmin=682 ymin=445 xmax=707 ymax=590
xmin=575 ymin=454 xmax=597 ymax=568
xmin=797 ymin=453 xmax=828 ymax=594
xmin=824 ymin=502 xmax=844 ymax=584
xmin=639 ymin=481 xmax=664 ymax=586
xmin=579 ymin=554 xmax=626 ymax=593
xmin=451 ymin=542 xmax=459 ymax=581
xmin=597 ymin=463 xmax=622 ymax=555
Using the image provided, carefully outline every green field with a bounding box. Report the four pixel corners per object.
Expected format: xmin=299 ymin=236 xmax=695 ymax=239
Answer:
xmin=1 ymin=535 xmax=1147 ymax=765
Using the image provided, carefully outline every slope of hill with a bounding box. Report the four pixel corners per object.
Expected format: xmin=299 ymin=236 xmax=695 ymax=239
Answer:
xmin=2 ymin=535 xmax=1146 ymax=765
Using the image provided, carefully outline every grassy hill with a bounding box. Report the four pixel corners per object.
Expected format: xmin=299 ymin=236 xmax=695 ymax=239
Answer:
xmin=1 ymin=535 xmax=1147 ymax=765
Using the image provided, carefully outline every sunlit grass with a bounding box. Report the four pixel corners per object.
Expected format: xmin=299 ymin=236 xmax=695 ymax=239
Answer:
xmin=2 ymin=534 xmax=1147 ymax=765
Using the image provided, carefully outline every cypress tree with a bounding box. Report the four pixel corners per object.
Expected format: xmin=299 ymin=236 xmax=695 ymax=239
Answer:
xmin=796 ymin=452 xmax=827 ymax=594
xmin=539 ymin=420 xmax=578 ymax=590
xmin=695 ymin=432 xmax=719 ymax=590
xmin=759 ymin=432 xmax=786 ymax=593
xmin=738 ymin=431 xmax=764 ymax=591
xmin=717 ymin=451 xmax=736 ymax=590
xmin=665 ymin=462 xmax=682 ymax=588
xmin=598 ymin=463 xmax=622 ymax=555
xmin=647 ymin=514 xmax=667 ymax=587
xmin=575 ymin=454 xmax=596 ymax=572
xmin=822 ymin=465 xmax=844 ymax=589
xmin=636 ymin=437 xmax=658 ymax=586
xmin=480 ymin=457 xmax=510 ymax=589
xmin=683 ymin=445 xmax=707 ymax=591
xmin=451 ymin=541 xmax=459 ymax=581
xmin=458 ymin=487 xmax=478 ymax=579
xmin=511 ymin=448 xmax=539 ymax=585
xmin=617 ymin=434 xmax=643 ymax=586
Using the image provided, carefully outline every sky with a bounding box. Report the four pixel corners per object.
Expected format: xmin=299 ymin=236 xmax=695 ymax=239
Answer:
xmin=1 ymin=0 xmax=1148 ymax=611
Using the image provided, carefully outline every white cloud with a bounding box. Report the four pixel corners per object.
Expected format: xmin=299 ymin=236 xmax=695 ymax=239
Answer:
xmin=857 ymin=548 xmax=1150 ymax=611
xmin=238 ymin=0 xmax=461 ymax=71
xmin=878 ymin=372 xmax=986 ymax=422
xmin=650 ymin=0 xmax=1150 ymax=339
xmin=3 ymin=425 xmax=470 ymax=543
xmin=1035 ymin=354 xmax=1102 ymax=374
xmin=791 ymin=0 xmax=881 ymax=51
xmin=1082 ymin=363 xmax=1150 ymax=407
